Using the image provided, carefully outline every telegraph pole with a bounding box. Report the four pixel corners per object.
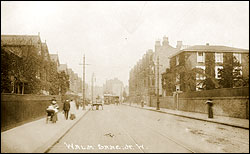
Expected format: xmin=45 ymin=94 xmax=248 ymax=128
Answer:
xmin=79 ymin=54 xmax=90 ymax=110
xmin=91 ymin=73 xmax=95 ymax=105
xmin=82 ymin=55 xmax=86 ymax=110
xmin=156 ymin=56 xmax=160 ymax=110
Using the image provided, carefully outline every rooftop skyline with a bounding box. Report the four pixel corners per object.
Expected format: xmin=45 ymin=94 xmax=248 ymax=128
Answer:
xmin=2 ymin=1 xmax=249 ymax=86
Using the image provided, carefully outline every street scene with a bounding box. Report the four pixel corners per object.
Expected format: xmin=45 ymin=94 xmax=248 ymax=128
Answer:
xmin=1 ymin=1 xmax=249 ymax=153
xmin=47 ymin=105 xmax=249 ymax=153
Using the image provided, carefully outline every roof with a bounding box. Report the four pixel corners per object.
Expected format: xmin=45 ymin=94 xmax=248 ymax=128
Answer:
xmin=1 ymin=46 xmax=23 ymax=57
xmin=169 ymin=45 xmax=249 ymax=59
xmin=58 ymin=64 xmax=68 ymax=72
xmin=1 ymin=35 xmax=41 ymax=46
xmin=50 ymin=54 xmax=59 ymax=63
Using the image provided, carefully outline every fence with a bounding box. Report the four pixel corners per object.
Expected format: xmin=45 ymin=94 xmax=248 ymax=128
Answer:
xmin=1 ymin=94 xmax=62 ymax=132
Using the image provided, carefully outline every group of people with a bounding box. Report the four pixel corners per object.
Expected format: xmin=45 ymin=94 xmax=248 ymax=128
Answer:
xmin=63 ymin=99 xmax=78 ymax=120
xmin=46 ymin=98 xmax=79 ymax=123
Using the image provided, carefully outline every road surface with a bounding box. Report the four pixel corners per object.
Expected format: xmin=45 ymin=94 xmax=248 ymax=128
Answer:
xmin=47 ymin=104 xmax=249 ymax=153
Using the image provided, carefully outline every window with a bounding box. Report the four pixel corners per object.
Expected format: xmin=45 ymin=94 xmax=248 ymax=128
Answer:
xmin=152 ymin=79 xmax=155 ymax=86
xmin=215 ymin=53 xmax=223 ymax=63
xmin=215 ymin=66 xmax=223 ymax=79
xmin=176 ymin=84 xmax=180 ymax=91
xmin=176 ymin=73 xmax=180 ymax=82
xmin=176 ymin=56 xmax=179 ymax=66
xmin=233 ymin=53 xmax=241 ymax=64
xmin=196 ymin=81 xmax=204 ymax=91
xmin=196 ymin=66 xmax=206 ymax=80
xmin=233 ymin=66 xmax=242 ymax=77
xmin=197 ymin=52 xmax=205 ymax=63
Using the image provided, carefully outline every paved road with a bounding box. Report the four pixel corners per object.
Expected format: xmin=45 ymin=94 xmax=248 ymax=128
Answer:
xmin=47 ymin=105 xmax=249 ymax=153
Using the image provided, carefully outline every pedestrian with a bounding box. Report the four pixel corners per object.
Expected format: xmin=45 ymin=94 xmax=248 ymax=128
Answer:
xmin=51 ymin=98 xmax=59 ymax=123
xmin=141 ymin=99 xmax=144 ymax=107
xmin=46 ymin=104 xmax=55 ymax=123
xmin=69 ymin=99 xmax=77 ymax=120
xmin=63 ymin=99 xmax=70 ymax=120
xmin=76 ymin=99 xmax=79 ymax=110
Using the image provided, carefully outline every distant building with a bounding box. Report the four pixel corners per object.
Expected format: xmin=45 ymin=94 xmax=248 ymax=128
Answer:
xmin=66 ymin=68 xmax=82 ymax=95
xmin=129 ymin=49 xmax=155 ymax=105
xmin=49 ymin=54 xmax=60 ymax=72
xmin=103 ymin=78 xmax=124 ymax=100
xmin=58 ymin=64 xmax=68 ymax=74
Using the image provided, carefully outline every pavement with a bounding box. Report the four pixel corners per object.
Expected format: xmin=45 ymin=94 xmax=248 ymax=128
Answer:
xmin=1 ymin=105 xmax=90 ymax=153
xmin=1 ymin=103 xmax=248 ymax=153
xmin=123 ymin=102 xmax=249 ymax=129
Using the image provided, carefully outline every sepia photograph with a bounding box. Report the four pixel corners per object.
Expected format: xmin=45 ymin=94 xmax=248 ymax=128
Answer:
xmin=1 ymin=1 xmax=249 ymax=153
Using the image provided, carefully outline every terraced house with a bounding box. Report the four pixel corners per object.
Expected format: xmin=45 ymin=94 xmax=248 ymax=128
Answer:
xmin=167 ymin=43 xmax=249 ymax=93
xmin=1 ymin=34 xmax=49 ymax=94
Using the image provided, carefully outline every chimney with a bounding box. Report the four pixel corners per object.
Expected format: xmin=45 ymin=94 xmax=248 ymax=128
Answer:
xmin=162 ymin=36 xmax=169 ymax=46
xmin=155 ymin=40 xmax=161 ymax=46
xmin=206 ymin=43 xmax=209 ymax=46
xmin=155 ymin=40 xmax=161 ymax=53
xmin=38 ymin=32 xmax=40 ymax=36
xmin=148 ymin=49 xmax=153 ymax=52
xmin=176 ymin=41 xmax=182 ymax=49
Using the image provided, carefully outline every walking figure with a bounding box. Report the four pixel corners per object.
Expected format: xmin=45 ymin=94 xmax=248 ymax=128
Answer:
xmin=63 ymin=99 xmax=70 ymax=120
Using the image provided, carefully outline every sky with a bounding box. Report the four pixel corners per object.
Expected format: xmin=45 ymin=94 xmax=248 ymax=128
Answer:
xmin=1 ymin=1 xmax=249 ymax=86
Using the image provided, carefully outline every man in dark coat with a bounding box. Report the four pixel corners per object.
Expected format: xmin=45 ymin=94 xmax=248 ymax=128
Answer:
xmin=63 ymin=99 xmax=70 ymax=120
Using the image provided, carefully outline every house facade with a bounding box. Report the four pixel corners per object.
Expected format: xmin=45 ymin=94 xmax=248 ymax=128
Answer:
xmin=1 ymin=34 xmax=46 ymax=94
xmin=168 ymin=43 xmax=249 ymax=92
xmin=129 ymin=49 xmax=155 ymax=105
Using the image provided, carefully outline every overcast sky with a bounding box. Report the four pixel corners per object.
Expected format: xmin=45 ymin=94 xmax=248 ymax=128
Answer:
xmin=1 ymin=1 xmax=249 ymax=86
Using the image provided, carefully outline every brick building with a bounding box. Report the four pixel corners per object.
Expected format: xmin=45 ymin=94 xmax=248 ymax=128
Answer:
xmin=103 ymin=78 xmax=124 ymax=100
xmin=129 ymin=36 xmax=188 ymax=105
xmin=1 ymin=34 xmax=46 ymax=94
xmin=154 ymin=36 xmax=189 ymax=96
xmin=49 ymin=54 xmax=60 ymax=72
xmin=168 ymin=43 xmax=249 ymax=92
xmin=129 ymin=49 xmax=155 ymax=105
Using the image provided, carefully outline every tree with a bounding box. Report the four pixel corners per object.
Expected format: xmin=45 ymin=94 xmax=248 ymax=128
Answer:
xmin=1 ymin=45 xmax=43 ymax=94
xmin=48 ymin=61 xmax=60 ymax=95
xmin=161 ymin=53 xmax=220 ymax=93
xmin=58 ymin=71 xmax=70 ymax=95
xmin=218 ymin=54 xmax=248 ymax=88
xmin=123 ymin=90 xmax=127 ymax=98
xmin=162 ymin=68 xmax=175 ymax=95
xmin=1 ymin=48 xmax=16 ymax=93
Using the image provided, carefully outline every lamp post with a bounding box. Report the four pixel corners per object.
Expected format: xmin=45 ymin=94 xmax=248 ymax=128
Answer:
xmin=156 ymin=56 xmax=160 ymax=110
xmin=154 ymin=56 xmax=162 ymax=110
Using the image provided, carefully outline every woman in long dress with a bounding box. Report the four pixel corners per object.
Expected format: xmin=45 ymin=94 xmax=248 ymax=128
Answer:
xmin=69 ymin=99 xmax=77 ymax=119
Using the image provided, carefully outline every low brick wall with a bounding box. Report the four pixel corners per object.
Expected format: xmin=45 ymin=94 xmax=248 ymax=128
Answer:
xmin=129 ymin=87 xmax=249 ymax=119
xmin=1 ymin=94 xmax=62 ymax=132
xmin=178 ymin=96 xmax=249 ymax=119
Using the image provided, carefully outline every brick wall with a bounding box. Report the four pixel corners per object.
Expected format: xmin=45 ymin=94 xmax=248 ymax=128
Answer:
xmin=178 ymin=97 xmax=249 ymax=119
xmin=1 ymin=94 xmax=62 ymax=132
xmin=129 ymin=87 xmax=249 ymax=119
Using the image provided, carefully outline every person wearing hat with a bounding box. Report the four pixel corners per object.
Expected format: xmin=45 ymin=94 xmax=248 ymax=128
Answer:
xmin=63 ymin=99 xmax=70 ymax=120
xmin=51 ymin=98 xmax=59 ymax=123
